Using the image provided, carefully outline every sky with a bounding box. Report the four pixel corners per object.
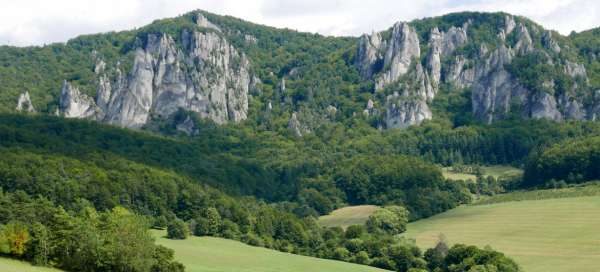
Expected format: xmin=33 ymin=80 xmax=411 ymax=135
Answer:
xmin=0 ymin=0 xmax=599 ymax=46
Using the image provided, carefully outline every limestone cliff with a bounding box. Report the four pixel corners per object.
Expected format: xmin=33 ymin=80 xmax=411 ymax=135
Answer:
xmin=356 ymin=14 xmax=600 ymax=128
xmin=58 ymin=14 xmax=254 ymax=129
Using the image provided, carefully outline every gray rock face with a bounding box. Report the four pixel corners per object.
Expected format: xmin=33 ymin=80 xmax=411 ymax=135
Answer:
xmin=427 ymin=25 xmax=469 ymax=86
xmin=445 ymin=56 xmax=475 ymax=88
xmin=196 ymin=13 xmax=221 ymax=32
xmin=565 ymin=60 xmax=587 ymax=79
xmin=59 ymin=81 xmax=102 ymax=119
xmin=16 ymin=91 xmax=35 ymax=113
xmin=356 ymin=32 xmax=383 ymax=79
xmin=288 ymin=112 xmax=305 ymax=137
xmin=471 ymin=45 xmax=528 ymax=123
xmin=61 ymin=17 xmax=254 ymax=129
xmin=542 ymin=31 xmax=561 ymax=53
xmin=470 ymin=33 xmax=593 ymax=123
xmin=505 ymin=15 xmax=517 ymax=35
xmin=560 ymin=95 xmax=586 ymax=120
xmin=385 ymin=92 xmax=432 ymax=129
xmin=427 ymin=28 xmax=443 ymax=86
xmin=376 ymin=23 xmax=421 ymax=90
xmin=528 ymin=92 xmax=562 ymax=121
xmin=355 ymin=16 xmax=600 ymax=127
xmin=515 ymin=23 xmax=534 ymax=55
xmin=356 ymin=20 xmax=470 ymax=128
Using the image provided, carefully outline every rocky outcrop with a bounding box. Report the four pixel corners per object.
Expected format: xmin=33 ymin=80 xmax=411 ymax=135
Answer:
xmin=471 ymin=45 xmax=527 ymax=123
xmin=196 ymin=13 xmax=221 ymax=32
xmin=354 ymin=14 xmax=600 ymax=127
xmin=470 ymin=34 xmax=592 ymax=123
xmin=565 ymin=60 xmax=587 ymax=79
xmin=363 ymin=99 xmax=376 ymax=117
xmin=427 ymin=24 xmax=469 ymax=86
xmin=60 ymin=15 xmax=254 ymax=129
xmin=355 ymin=20 xmax=473 ymax=128
xmin=514 ymin=23 xmax=534 ymax=55
xmin=528 ymin=92 xmax=562 ymax=121
xmin=59 ymin=81 xmax=102 ymax=119
xmin=542 ymin=31 xmax=561 ymax=53
xmin=356 ymin=31 xmax=383 ymax=79
xmin=355 ymin=22 xmax=421 ymax=90
xmin=288 ymin=112 xmax=307 ymax=137
xmin=445 ymin=56 xmax=475 ymax=88
xmin=16 ymin=91 xmax=35 ymax=113
xmin=504 ymin=15 xmax=517 ymax=35
xmin=427 ymin=28 xmax=443 ymax=86
xmin=385 ymin=92 xmax=432 ymax=129
xmin=376 ymin=23 xmax=421 ymax=90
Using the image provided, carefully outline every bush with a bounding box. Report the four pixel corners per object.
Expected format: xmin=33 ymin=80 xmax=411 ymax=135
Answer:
xmin=366 ymin=206 xmax=409 ymax=235
xmin=167 ymin=219 xmax=189 ymax=240
xmin=345 ymin=225 xmax=366 ymax=239
xmin=153 ymin=215 xmax=169 ymax=230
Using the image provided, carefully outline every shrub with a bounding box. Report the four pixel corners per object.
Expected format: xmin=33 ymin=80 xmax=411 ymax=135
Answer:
xmin=167 ymin=219 xmax=189 ymax=240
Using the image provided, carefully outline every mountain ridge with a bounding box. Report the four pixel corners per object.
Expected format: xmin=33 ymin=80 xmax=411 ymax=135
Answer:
xmin=2 ymin=9 xmax=600 ymax=133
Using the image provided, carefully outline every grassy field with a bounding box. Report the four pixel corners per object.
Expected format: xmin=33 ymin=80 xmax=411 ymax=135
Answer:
xmin=442 ymin=165 xmax=523 ymax=181
xmin=404 ymin=196 xmax=600 ymax=272
xmin=318 ymin=205 xmax=380 ymax=229
xmin=152 ymin=230 xmax=388 ymax=272
xmin=475 ymin=182 xmax=600 ymax=205
xmin=441 ymin=170 xmax=477 ymax=181
xmin=0 ymin=257 xmax=62 ymax=272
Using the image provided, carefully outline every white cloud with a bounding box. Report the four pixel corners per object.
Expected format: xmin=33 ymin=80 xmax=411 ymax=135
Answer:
xmin=0 ymin=0 xmax=599 ymax=46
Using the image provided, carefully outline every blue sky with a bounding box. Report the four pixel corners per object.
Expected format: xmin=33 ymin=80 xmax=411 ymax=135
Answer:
xmin=0 ymin=0 xmax=598 ymax=46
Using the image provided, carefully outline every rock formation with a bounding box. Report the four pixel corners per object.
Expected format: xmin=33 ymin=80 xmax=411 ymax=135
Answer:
xmin=16 ymin=91 xmax=35 ymax=113
xmin=58 ymin=14 xmax=254 ymax=129
xmin=385 ymin=92 xmax=432 ymax=129
xmin=59 ymin=81 xmax=102 ymax=119
xmin=354 ymin=14 xmax=600 ymax=128
xmin=288 ymin=112 xmax=305 ymax=137
xmin=375 ymin=23 xmax=421 ymax=90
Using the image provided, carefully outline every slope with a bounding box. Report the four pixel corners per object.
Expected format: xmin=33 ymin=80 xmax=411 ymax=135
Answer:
xmin=152 ymin=230 xmax=388 ymax=272
xmin=0 ymin=258 xmax=63 ymax=272
xmin=403 ymin=195 xmax=600 ymax=272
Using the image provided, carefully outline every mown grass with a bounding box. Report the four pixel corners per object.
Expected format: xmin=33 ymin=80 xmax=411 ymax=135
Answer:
xmin=152 ymin=230 xmax=389 ymax=272
xmin=318 ymin=205 xmax=380 ymax=229
xmin=0 ymin=257 xmax=62 ymax=272
xmin=475 ymin=181 xmax=600 ymax=205
xmin=442 ymin=165 xmax=523 ymax=181
xmin=482 ymin=165 xmax=523 ymax=178
xmin=404 ymin=196 xmax=600 ymax=272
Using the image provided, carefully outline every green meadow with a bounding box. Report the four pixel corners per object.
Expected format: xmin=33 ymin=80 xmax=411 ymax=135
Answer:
xmin=152 ymin=230 xmax=389 ymax=272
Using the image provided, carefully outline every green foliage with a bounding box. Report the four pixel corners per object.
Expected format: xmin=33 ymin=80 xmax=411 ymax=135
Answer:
xmin=0 ymin=191 xmax=183 ymax=272
xmin=365 ymin=206 xmax=409 ymax=235
xmin=167 ymin=219 xmax=189 ymax=240
xmin=443 ymin=244 xmax=520 ymax=272
xmin=335 ymin=155 xmax=470 ymax=219
xmin=2 ymin=221 xmax=30 ymax=256
xmin=524 ymin=136 xmax=600 ymax=187
xmin=506 ymin=51 xmax=574 ymax=96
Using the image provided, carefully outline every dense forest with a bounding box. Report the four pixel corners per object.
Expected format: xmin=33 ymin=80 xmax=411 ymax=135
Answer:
xmin=524 ymin=135 xmax=600 ymax=187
